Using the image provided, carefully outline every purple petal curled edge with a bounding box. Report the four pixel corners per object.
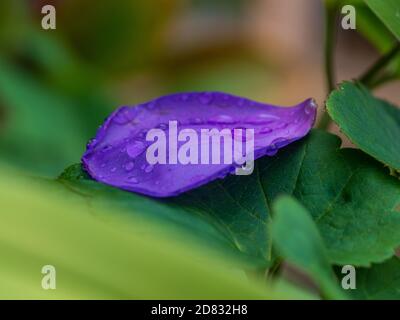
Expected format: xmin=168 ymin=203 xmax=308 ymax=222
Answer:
xmin=82 ymin=92 xmax=316 ymax=197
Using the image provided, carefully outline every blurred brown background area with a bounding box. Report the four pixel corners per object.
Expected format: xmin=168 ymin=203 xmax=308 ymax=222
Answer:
xmin=29 ymin=0 xmax=400 ymax=105
xmin=113 ymin=0 xmax=399 ymax=105
xmin=0 ymin=0 xmax=399 ymax=175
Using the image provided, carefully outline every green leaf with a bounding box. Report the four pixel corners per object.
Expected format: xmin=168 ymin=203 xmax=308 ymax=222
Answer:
xmin=346 ymin=257 xmax=400 ymax=299
xmin=271 ymin=196 xmax=346 ymax=299
xmin=326 ymin=82 xmax=400 ymax=172
xmin=60 ymin=129 xmax=400 ymax=268
xmin=1 ymin=167 xmax=314 ymax=299
xmin=346 ymin=1 xmax=400 ymax=77
xmin=342 ymin=0 xmax=397 ymax=51
xmin=365 ymin=0 xmax=400 ymax=40
xmin=58 ymin=163 xmax=272 ymax=268
xmin=258 ymin=130 xmax=400 ymax=266
xmin=357 ymin=4 xmax=398 ymax=52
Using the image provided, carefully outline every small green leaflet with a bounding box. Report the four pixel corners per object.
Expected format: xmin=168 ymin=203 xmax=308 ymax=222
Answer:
xmin=327 ymin=82 xmax=400 ymax=172
xmin=271 ymin=196 xmax=346 ymax=299
xmin=345 ymin=257 xmax=400 ymax=300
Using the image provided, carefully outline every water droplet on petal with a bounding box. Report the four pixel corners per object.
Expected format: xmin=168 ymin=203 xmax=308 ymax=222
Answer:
xmin=126 ymin=141 xmax=146 ymax=158
xmin=127 ymin=176 xmax=139 ymax=184
xmin=87 ymin=138 xmax=97 ymax=147
xmin=146 ymin=101 xmax=157 ymax=109
xmin=144 ymin=164 xmax=154 ymax=173
xmin=259 ymin=113 xmax=280 ymax=120
xmin=271 ymin=137 xmax=288 ymax=148
xmin=199 ymin=92 xmax=212 ymax=105
xmin=260 ymin=127 xmax=273 ymax=134
xmin=218 ymin=168 xmax=232 ymax=179
xmin=265 ymin=144 xmax=278 ymax=156
xmin=110 ymin=167 xmax=117 ymax=173
xmin=275 ymin=122 xmax=288 ymax=130
xmin=247 ymin=113 xmax=279 ymax=124
xmin=101 ymin=145 xmax=113 ymax=153
xmin=113 ymin=107 xmax=134 ymax=124
xmin=209 ymin=115 xmax=236 ymax=124
xmin=158 ymin=123 xmax=168 ymax=130
xmin=237 ymin=98 xmax=246 ymax=107
xmin=190 ymin=118 xmax=202 ymax=124
xmin=124 ymin=161 xmax=134 ymax=171
xmin=138 ymin=130 xmax=147 ymax=138
xmin=305 ymin=99 xmax=317 ymax=114
xmin=100 ymin=163 xmax=106 ymax=168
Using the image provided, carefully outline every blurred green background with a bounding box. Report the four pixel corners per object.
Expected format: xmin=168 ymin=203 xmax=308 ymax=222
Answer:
xmin=0 ymin=0 xmax=398 ymax=177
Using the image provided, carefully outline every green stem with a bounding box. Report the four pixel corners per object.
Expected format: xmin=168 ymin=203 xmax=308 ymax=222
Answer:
xmin=318 ymin=3 xmax=338 ymax=130
xmin=266 ymin=259 xmax=282 ymax=281
xmin=324 ymin=6 xmax=337 ymax=93
xmin=359 ymin=42 xmax=400 ymax=88
xmin=360 ymin=43 xmax=400 ymax=86
xmin=368 ymin=72 xmax=398 ymax=89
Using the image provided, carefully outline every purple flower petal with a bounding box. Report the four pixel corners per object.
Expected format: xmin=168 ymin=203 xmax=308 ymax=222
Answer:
xmin=82 ymin=92 xmax=316 ymax=197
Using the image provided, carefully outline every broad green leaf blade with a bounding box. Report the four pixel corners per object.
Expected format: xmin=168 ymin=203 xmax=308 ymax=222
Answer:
xmin=326 ymin=82 xmax=400 ymax=172
xmin=171 ymin=172 xmax=273 ymax=264
xmin=0 ymin=167 xmax=314 ymax=299
xmin=258 ymin=130 xmax=400 ymax=266
xmin=271 ymin=196 xmax=346 ymax=299
xmin=365 ymin=0 xmax=400 ymax=40
xmin=346 ymin=257 xmax=400 ymax=300
xmin=60 ymin=129 xmax=400 ymax=268
xmin=58 ymin=164 xmax=272 ymax=268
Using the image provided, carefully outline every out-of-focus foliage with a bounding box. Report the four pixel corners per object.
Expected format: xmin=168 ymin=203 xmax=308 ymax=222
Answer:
xmin=0 ymin=1 xmax=115 ymax=176
xmin=271 ymin=196 xmax=346 ymax=300
xmin=0 ymin=0 xmax=399 ymax=300
xmin=59 ymin=161 xmax=272 ymax=268
xmin=327 ymin=82 xmax=400 ymax=172
xmin=364 ymin=0 xmax=400 ymax=41
xmin=338 ymin=0 xmax=400 ymax=77
xmin=0 ymin=165 xmax=316 ymax=299
xmin=51 ymin=0 xmax=177 ymax=74
xmin=0 ymin=0 xmax=269 ymax=176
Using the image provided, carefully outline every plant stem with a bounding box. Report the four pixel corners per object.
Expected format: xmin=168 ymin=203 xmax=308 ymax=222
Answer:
xmin=266 ymin=259 xmax=282 ymax=281
xmin=368 ymin=72 xmax=398 ymax=89
xmin=359 ymin=42 xmax=400 ymax=88
xmin=318 ymin=3 xmax=338 ymax=130
xmin=324 ymin=6 xmax=337 ymax=93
